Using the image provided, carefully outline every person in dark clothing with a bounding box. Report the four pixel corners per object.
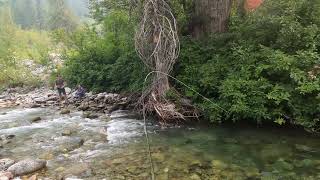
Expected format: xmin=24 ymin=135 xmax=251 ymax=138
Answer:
xmin=75 ymin=85 xmax=86 ymax=99
xmin=55 ymin=75 xmax=68 ymax=103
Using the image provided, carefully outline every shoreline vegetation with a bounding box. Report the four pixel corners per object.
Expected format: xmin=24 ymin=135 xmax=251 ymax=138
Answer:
xmin=0 ymin=0 xmax=319 ymax=133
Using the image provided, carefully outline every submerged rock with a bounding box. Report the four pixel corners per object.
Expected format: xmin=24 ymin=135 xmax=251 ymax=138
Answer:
xmin=260 ymin=144 xmax=292 ymax=163
xmin=0 ymin=158 xmax=15 ymax=171
xmin=7 ymin=159 xmax=46 ymax=176
xmin=30 ymin=104 xmax=41 ymax=108
xmin=211 ymin=160 xmax=228 ymax=169
xmin=190 ymin=174 xmax=201 ymax=180
xmin=81 ymin=112 xmax=99 ymax=119
xmin=55 ymin=137 xmax=84 ymax=152
xmin=59 ymin=164 xmax=92 ymax=179
xmin=65 ymin=178 xmax=83 ymax=180
xmin=273 ymin=159 xmax=294 ymax=171
xmin=62 ymin=129 xmax=73 ymax=136
xmin=294 ymin=144 xmax=315 ymax=153
xmin=60 ymin=109 xmax=71 ymax=115
xmin=30 ymin=117 xmax=41 ymax=123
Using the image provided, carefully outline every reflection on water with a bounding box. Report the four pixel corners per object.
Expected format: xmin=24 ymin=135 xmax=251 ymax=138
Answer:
xmin=0 ymin=108 xmax=319 ymax=179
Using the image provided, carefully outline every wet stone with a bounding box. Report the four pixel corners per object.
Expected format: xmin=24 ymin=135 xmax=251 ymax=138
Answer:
xmin=273 ymin=159 xmax=294 ymax=171
xmin=7 ymin=159 xmax=46 ymax=176
xmin=62 ymin=129 xmax=72 ymax=136
xmin=211 ymin=160 xmax=228 ymax=169
xmin=54 ymin=137 xmax=84 ymax=153
xmin=81 ymin=112 xmax=99 ymax=119
xmin=190 ymin=174 xmax=201 ymax=180
xmin=31 ymin=104 xmax=41 ymax=108
xmin=0 ymin=158 xmax=15 ymax=171
xmin=30 ymin=117 xmax=41 ymax=123
xmin=59 ymin=164 xmax=92 ymax=178
xmin=260 ymin=144 xmax=292 ymax=163
xmin=295 ymin=144 xmax=315 ymax=153
xmin=60 ymin=109 xmax=71 ymax=115
xmin=0 ymin=172 xmax=13 ymax=180
xmin=39 ymin=152 xmax=54 ymax=160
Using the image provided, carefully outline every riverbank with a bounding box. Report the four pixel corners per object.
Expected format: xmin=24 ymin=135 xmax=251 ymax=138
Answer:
xmin=0 ymin=87 xmax=134 ymax=114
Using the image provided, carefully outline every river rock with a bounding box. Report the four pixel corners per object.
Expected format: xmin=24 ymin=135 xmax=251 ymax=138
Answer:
xmin=294 ymin=144 xmax=315 ymax=153
xmin=30 ymin=104 xmax=41 ymax=108
xmin=59 ymin=164 xmax=92 ymax=178
xmin=0 ymin=158 xmax=15 ymax=171
xmin=81 ymin=112 xmax=99 ymax=119
xmin=28 ymin=174 xmax=37 ymax=180
xmin=60 ymin=109 xmax=71 ymax=115
xmin=55 ymin=137 xmax=84 ymax=152
xmin=211 ymin=160 xmax=228 ymax=169
xmin=30 ymin=117 xmax=41 ymax=123
xmin=260 ymin=144 xmax=292 ymax=163
xmin=65 ymin=178 xmax=83 ymax=180
xmin=7 ymin=159 xmax=46 ymax=176
xmin=273 ymin=159 xmax=294 ymax=171
xmin=190 ymin=174 xmax=201 ymax=180
xmin=0 ymin=135 xmax=15 ymax=140
xmin=61 ymin=129 xmax=72 ymax=136
xmin=0 ymin=172 xmax=13 ymax=180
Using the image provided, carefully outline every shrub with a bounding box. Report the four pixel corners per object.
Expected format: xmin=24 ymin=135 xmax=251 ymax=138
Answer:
xmin=175 ymin=0 xmax=320 ymax=131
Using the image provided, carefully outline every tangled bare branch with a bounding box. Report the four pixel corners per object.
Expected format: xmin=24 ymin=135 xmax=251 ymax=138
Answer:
xmin=135 ymin=0 xmax=180 ymax=72
xmin=135 ymin=0 xmax=183 ymax=122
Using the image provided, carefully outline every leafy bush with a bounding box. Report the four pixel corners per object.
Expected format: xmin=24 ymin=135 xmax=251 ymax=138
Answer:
xmin=175 ymin=0 xmax=320 ymax=131
xmin=59 ymin=10 xmax=148 ymax=92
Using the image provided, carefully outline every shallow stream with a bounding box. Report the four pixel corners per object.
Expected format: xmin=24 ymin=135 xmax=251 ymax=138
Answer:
xmin=0 ymin=108 xmax=319 ymax=179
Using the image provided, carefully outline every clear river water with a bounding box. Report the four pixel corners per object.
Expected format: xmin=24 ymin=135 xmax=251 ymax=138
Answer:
xmin=0 ymin=107 xmax=319 ymax=180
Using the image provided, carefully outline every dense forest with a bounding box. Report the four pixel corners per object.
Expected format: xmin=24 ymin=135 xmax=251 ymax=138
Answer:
xmin=1 ymin=0 xmax=319 ymax=131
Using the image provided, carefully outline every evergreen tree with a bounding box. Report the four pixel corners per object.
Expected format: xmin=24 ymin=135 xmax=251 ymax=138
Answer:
xmin=10 ymin=0 xmax=37 ymax=29
xmin=48 ymin=0 xmax=78 ymax=32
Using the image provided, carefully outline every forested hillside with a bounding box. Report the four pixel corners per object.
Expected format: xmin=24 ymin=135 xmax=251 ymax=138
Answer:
xmin=0 ymin=0 xmax=88 ymax=90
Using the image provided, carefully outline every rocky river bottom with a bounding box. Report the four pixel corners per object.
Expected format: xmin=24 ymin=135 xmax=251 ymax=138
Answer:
xmin=0 ymin=107 xmax=320 ymax=180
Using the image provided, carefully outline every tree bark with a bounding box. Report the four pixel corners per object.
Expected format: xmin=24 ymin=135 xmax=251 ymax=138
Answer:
xmin=193 ymin=0 xmax=233 ymax=38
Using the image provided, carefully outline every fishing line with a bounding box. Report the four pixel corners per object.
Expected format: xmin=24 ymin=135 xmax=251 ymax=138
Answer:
xmin=142 ymin=71 xmax=228 ymax=180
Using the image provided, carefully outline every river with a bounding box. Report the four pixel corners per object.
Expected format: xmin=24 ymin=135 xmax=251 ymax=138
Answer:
xmin=0 ymin=107 xmax=319 ymax=179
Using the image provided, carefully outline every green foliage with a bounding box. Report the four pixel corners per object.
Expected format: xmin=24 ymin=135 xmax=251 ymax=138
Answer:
xmin=176 ymin=0 xmax=320 ymax=131
xmin=58 ymin=10 xmax=147 ymax=92
xmin=48 ymin=0 xmax=78 ymax=32
xmin=0 ymin=4 xmax=49 ymax=89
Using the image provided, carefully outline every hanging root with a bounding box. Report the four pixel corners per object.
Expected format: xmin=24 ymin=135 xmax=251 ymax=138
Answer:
xmin=135 ymin=0 xmax=185 ymax=122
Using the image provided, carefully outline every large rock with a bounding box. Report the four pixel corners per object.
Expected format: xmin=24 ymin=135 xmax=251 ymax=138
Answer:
xmin=7 ymin=159 xmax=46 ymax=176
xmin=0 ymin=158 xmax=15 ymax=171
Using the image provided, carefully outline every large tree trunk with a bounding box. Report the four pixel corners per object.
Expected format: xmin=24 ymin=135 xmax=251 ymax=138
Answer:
xmin=193 ymin=0 xmax=233 ymax=38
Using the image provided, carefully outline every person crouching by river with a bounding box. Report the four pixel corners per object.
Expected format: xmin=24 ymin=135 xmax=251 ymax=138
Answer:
xmin=55 ymin=75 xmax=69 ymax=104
xmin=75 ymin=84 xmax=86 ymax=100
